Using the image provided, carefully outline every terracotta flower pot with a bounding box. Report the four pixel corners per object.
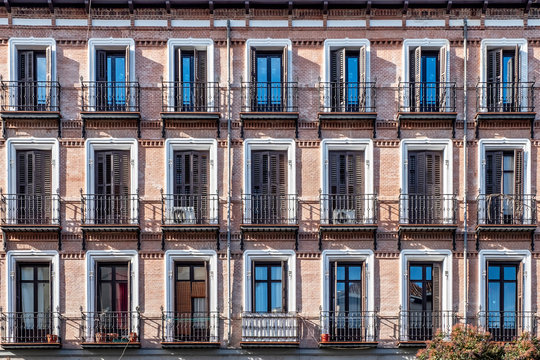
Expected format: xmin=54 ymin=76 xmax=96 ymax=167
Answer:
xmin=129 ymin=332 xmax=137 ymax=342
xmin=95 ymin=332 xmax=105 ymax=342
xmin=46 ymin=334 xmax=58 ymax=343
xmin=321 ymin=333 xmax=330 ymax=342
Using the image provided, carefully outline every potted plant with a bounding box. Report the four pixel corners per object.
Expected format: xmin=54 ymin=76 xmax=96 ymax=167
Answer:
xmin=129 ymin=332 xmax=137 ymax=342
xmin=320 ymin=333 xmax=330 ymax=343
xmin=95 ymin=332 xmax=105 ymax=342
xmin=46 ymin=334 xmax=58 ymax=343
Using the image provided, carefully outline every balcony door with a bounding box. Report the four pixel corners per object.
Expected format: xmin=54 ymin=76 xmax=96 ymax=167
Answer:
xmin=330 ymin=48 xmax=366 ymax=111
xmin=487 ymin=46 xmax=519 ymax=111
xmin=251 ymin=150 xmax=287 ymax=224
xmin=16 ymin=263 xmax=51 ymax=343
xmin=175 ymin=49 xmax=207 ymax=111
xmin=96 ymin=50 xmax=128 ymax=111
xmin=172 ymin=151 xmax=209 ymax=224
xmin=407 ymin=151 xmax=442 ymax=224
xmin=94 ymin=150 xmax=130 ymax=224
xmin=409 ymin=47 xmax=446 ymax=111
xmin=485 ymin=150 xmax=524 ymax=224
xmin=16 ymin=150 xmax=52 ymax=225
xmin=96 ymin=263 xmax=130 ymax=336
xmin=253 ymin=262 xmax=286 ymax=313
xmin=18 ymin=50 xmax=49 ymax=111
xmin=329 ymin=262 xmax=365 ymax=341
xmin=328 ymin=151 xmax=364 ymax=224
xmin=408 ymin=263 xmax=441 ymax=341
xmin=174 ymin=262 xmax=209 ymax=341
xmin=487 ymin=263 xmax=521 ymax=341
xmin=250 ymin=48 xmax=286 ymax=111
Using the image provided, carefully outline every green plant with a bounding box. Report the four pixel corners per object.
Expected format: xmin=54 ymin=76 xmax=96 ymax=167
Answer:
xmin=503 ymin=333 xmax=540 ymax=360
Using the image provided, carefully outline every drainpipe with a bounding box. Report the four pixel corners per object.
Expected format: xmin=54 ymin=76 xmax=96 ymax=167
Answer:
xmin=462 ymin=18 xmax=469 ymax=325
xmin=226 ymin=19 xmax=233 ymax=347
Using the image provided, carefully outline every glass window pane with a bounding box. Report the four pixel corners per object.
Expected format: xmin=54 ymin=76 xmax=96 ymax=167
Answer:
xmin=347 ymin=56 xmax=358 ymax=83
xmin=488 ymin=266 xmax=500 ymax=280
xmin=115 ymin=265 xmax=128 ymax=281
xmin=37 ymin=266 xmax=49 ymax=281
xmin=100 ymin=266 xmax=112 ymax=281
xmin=177 ymin=266 xmax=190 ymax=280
xmin=409 ymin=266 xmax=422 ymax=281
xmin=21 ymin=283 xmax=34 ymax=313
xmin=504 ymin=283 xmax=516 ymax=312
xmin=426 ymin=266 xmax=432 ymax=281
xmin=37 ymin=282 xmax=50 ymax=314
xmin=336 ymin=282 xmax=345 ymax=312
xmin=193 ymin=266 xmax=206 ymax=281
xmin=270 ymin=57 xmax=281 ymax=83
xmin=503 ymin=173 xmax=514 ymax=195
xmin=114 ymin=56 xmax=126 ymax=82
xmin=349 ymin=266 xmax=362 ymax=281
xmin=255 ymin=282 xmax=268 ymax=312
xmin=488 ymin=282 xmax=500 ymax=312
xmin=271 ymin=282 xmax=283 ymax=312
xmin=255 ymin=266 xmax=267 ymax=280
xmin=182 ymin=56 xmax=192 ymax=82
xmin=116 ymin=282 xmax=129 ymax=312
xmin=193 ymin=298 xmax=207 ymax=329
xmin=336 ymin=266 xmax=345 ymax=281
xmin=270 ymin=266 xmax=282 ymax=280
xmin=409 ymin=281 xmax=423 ymax=311
xmin=348 ymin=283 xmax=362 ymax=312
xmin=503 ymin=154 xmax=514 ymax=171
xmin=257 ymin=57 xmax=268 ymax=83
xmin=99 ymin=283 xmax=112 ymax=312
xmin=20 ymin=266 xmax=34 ymax=281
xmin=504 ymin=266 xmax=517 ymax=281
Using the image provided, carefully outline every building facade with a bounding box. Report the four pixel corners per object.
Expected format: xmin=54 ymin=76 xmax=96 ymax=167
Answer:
xmin=0 ymin=0 xmax=537 ymax=358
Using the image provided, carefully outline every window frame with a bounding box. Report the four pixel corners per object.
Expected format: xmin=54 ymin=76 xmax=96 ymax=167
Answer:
xmin=252 ymin=261 xmax=287 ymax=313
xmin=96 ymin=261 xmax=130 ymax=313
xmin=8 ymin=38 xmax=56 ymax=84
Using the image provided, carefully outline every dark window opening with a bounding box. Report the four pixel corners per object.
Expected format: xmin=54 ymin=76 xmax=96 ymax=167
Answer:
xmin=328 ymin=151 xmax=364 ymax=224
xmin=175 ymin=49 xmax=207 ymax=111
xmin=407 ymin=263 xmax=441 ymax=341
xmin=486 ymin=262 xmax=520 ymax=341
xmin=407 ymin=151 xmax=443 ymax=224
xmin=96 ymin=50 xmax=127 ymax=111
xmin=17 ymin=50 xmax=48 ymax=110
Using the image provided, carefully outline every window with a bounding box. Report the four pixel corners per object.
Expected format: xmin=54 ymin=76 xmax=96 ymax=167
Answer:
xmin=409 ymin=46 xmax=447 ymax=111
xmin=16 ymin=263 xmax=51 ymax=343
xmin=250 ymin=49 xmax=287 ymax=111
xmin=175 ymin=49 xmax=207 ymax=111
xmin=486 ymin=47 xmax=520 ymax=111
xmin=486 ymin=262 xmax=521 ymax=341
xmin=16 ymin=150 xmax=52 ymax=224
xmin=329 ymin=48 xmax=366 ymax=111
xmin=95 ymin=50 xmax=128 ymax=111
xmin=407 ymin=263 xmax=441 ymax=341
xmin=328 ymin=151 xmax=364 ymax=224
xmin=253 ymin=262 xmax=286 ymax=313
xmin=94 ymin=150 xmax=130 ymax=224
xmin=407 ymin=151 xmax=443 ymax=224
xmin=17 ymin=50 xmax=49 ymax=110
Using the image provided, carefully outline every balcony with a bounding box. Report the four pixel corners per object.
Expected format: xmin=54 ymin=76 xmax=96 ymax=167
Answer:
xmin=0 ymin=311 xmax=61 ymax=349
xmin=240 ymin=81 xmax=299 ymax=138
xmin=80 ymin=80 xmax=141 ymax=138
xmin=0 ymin=80 xmax=61 ymax=137
xmin=399 ymin=310 xmax=457 ymax=345
xmin=160 ymin=193 xmax=220 ymax=250
xmin=241 ymin=312 xmax=299 ymax=348
xmin=475 ymin=82 xmax=536 ymax=138
xmin=81 ymin=310 xmax=140 ymax=348
xmin=161 ymin=81 xmax=221 ymax=138
xmin=477 ymin=311 xmax=536 ymax=342
xmin=319 ymin=311 xmax=378 ymax=348
xmin=397 ymin=82 xmax=457 ymax=138
xmin=318 ymin=82 xmax=377 ymax=138
xmin=160 ymin=311 xmax=219 ymax=348
xmin=477 ymin=194 xmax=536 ymax=229
xmin=80 ymin=193 xmax=140 ymax=250
xmin=319 ymin=193 xmax=378 ymax=250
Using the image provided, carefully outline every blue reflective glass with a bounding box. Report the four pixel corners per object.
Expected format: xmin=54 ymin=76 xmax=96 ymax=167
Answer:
xmin=270 ymin=282 xmax=282 ymax=312
xmin=488 ymin=266 xmax=500 ymax=280
xmin=503 ymin=283 xmax=516 ymax=312
xmin=255 ymin=266 xmax=267 ymax=280
xmin=421 ymin=55 xmax=438 ymax=107
xmin=488 ymin=282 xmax=500 ymax=311
xmin=409 ymin=266 xmax=423 ymax=281
xmin=502 ymin=55 xmax=513 ymax=104
xmin=347 ymin=56 xmax=358 ymax=82
xmin=348 ymin=283 xmax=362 ymax=313
xmin=504 ymin=266 xmax=517 ymax=281
xmin=182 ymin=56 xmax=193 ymax=106
xmin=36 ymin=54 xmax=47 ymax=105
xmin=106 ymin=55 xmax=126 ymax=106
xmin=349 ymin=266 xmax=361 ymax=281
xmin=426 ymin=266 xmax=432 ymax=281
xmin=271 ymin=266 xmax=281 ymax=280
xmin=255 ymin=282 xmax=268 ymax=312
xmin=336 ymin=266 xmax=345 ymax=281
xmin=336 ymin=282 xmax=345 ymax=311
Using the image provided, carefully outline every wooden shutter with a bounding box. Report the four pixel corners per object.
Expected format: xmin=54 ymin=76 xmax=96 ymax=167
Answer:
xmin=485 ymin=151 xmax=503 ymax=195
xmin=176 ymin=48 xmax=182 ymax=82
xmin=19 ymin=51 xmax=34 ymax=82
xmin=251 ymin=151 xmax=263 ymax=194
xmin=514 ymin=149 xmax=524 ymax=196
xmin=282 ymin=46 xmax=288 ymax=83
xmin=514 ymin=45 xmax=521 ymax=110
xmin=250 ymin=47 xmax=257 ymax=84
xmin=432 ymin=263 xmax=441 ymax=313
xmin=517 ymin=262 xmax=523 ymax=314
xmin=95 ymin=151 xmax=130 ymax=195
xmin=282 ymin=261 xmax=288 ymax=312
xmin=46 ymin=46 xmax=52 ymax=83
xmin=359 ymin=47 xmax=367 ymax=109
xmin=176 ymin=281 xmax=192 ymax=314
xmin=96 ymin=50 xmax=107 ymax=82
xmin=414 ymin=47 xmax=422 ymax=110
xmin=195 ymin=50 xmax=207 ymax=109
xmin=17 ymin=151 xmax=32 ymax=195
xmin=439 ymin=46 xmax=447 ymax=110
xmin=408 ymin=151 xmax=427 ymax=195
xmin=127 ymin=261 xmax=132 ymax=313
xmin=426 ymin=152 xmax=442 ymax=197
xmin=513 ymin=45 xmax=520 ymax=84
xmin=124 ymin=46 xmax=130 ymax=83
xmin=361 ymin=262 xmax=367 ymax=314
xmin=487 ymin=49 xmax=502 ymax=84
xmin=330 ymin=49 xmax=346 ymax=111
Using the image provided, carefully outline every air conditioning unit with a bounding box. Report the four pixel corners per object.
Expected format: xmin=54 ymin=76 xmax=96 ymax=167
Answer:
xmin=332 ymin=209 xmax=356 ymax=224
xmin=172 ymin=207 xmax=196 ymax=224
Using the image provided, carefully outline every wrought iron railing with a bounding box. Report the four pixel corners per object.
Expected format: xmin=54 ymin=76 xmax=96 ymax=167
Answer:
xmin=476 ymin=82 xmax=535 ymax=112
xmin=320 ymin=193 xmax=377 ymax=225
xmin=0 ymin=193 xmax=60 ymax=225
xmin=319 ymin=81 xmax=376 ymax=112
xmin=161 ymin=193 xmax=218 ymax=225
xmin=399 ymin=194 xmax=457 ymax=225
xmin=81 ymin=310 xmax=140 ymax=344
xmin=399 ymin=310 xmax=457 ymax=342
xmin=241 ymin=81 xmax=298 ymax=112
xmin=319 ymin=311 xmax=378 ymax=342
xmin=161 ymin=311 xmax=218 ymax=343
xmin=161 ymin=81 xmax=220 ymax=112
xmin=477 ymin=194 xmax=536 ymax=225
xmin=398 ymin=81 xmax=456 ymax=112
xmin=0 ymin=80 xmax=60 ymax=112
xmin=0 ymin=311 xmax=60 ymax=344
xmin=242 ymin=194 xmax=298 ymax=225
xmin=241 ymin=312 xmax=298 ymax=343
xmin=477 ymin=311 xmax=536 ymax=342
xmin=81 ymin=80 xmax=140 ymax=112
xmin=81 ymin=193 xmax=139 ymax=225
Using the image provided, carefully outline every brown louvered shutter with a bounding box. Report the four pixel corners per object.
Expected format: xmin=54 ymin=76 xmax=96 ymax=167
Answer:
xmin=487 ymin=49 xmax=503 ymax=111
xmin=413 ymin=47 xmax=422 ymax=110
xmin=439 ymin=46 xmax=447 ymax=110
xmin=176 ymin=281 xmax=192 ymax=314
xmin=358 ymin=47 xmax=367 ymax=109
xmin=19 ymin=51 xmax=35 ymax=109
xmin=251 ymin=151 xmax=263 ymax=194
xmin=517 ymin=262 xmax=523 ymax=314
xmin=282 ymin=261 xmax=288 ymax=313
xmin=329 ymin=151 xmax=340 ymax=194
xmin=361 ymin=262 xmax=367 ymax=314
xmin=17 ymin=151 xmax=31 ymax=195
xmin=485 ymin=151 xmax=503 ymax=223
xmin=96 ymin=50 xmax=107 ymax=82
xmin=514 ymin=45 xmax=521 ymax=110
xmin=408 ymin=152 xmax=418 ymax=194
xmin=250 ymin=47 xmax=257 ymax=84
xmin=426 ymin=152 xmax=442 ymax=223
xmin=46 ymin=46 xmax=52 ymax=84
xmin=195 ymin=50 xmax=207 ymax=110
xmin=514 ymin=149 xmax=524 ymax=222
xmin=432 ymin=263 xmax=441 ymax=331
xmin=124 ymin=46 xmax=130 ymax=83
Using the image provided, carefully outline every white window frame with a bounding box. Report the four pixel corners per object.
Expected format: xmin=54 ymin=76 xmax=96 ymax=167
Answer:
xmin=164 ymin=138 xmax=218 ymax=225
xmin=243 ymin=249 xmax=296 ymax=313
xmin=399 ymin=249 xmax=453 ymax=339
xmin=399 ymin=138 xmax=453 ymax=224
xmin=320 ymin=138 xmax=375 ymax=224
xmin=321 ymin=249 xmax=376 ymax=341
xmin=479 ymin=39 xmax=528 ymax=111
xmin=163 ymin=249 xmax=218 ymax=342
xmin=85 ymin=250 xmax=139 ymax=340
xmin=6 ymin=138 xmax=60 ymax=225
xmin=243 ymin=138 xmax=296 ymax=224
xmin=8 ymin=38 xmax=57 ymax=109
xmin=6 ymin=250 xmax=60 ymax=342
xmin=244 ymin=39 xmax=293 ymax=110
xmin=477 ymin=138 xmax=532 ymax=224
xmin=401 ymin=39 xmax=450 ymax=110
xmin=478 ymin=249 xmax=532 ymax=331
xmin=166 ymin=39 xmax=215 ymax=110
xmin=87 ymin=38 xmax=136 ymax=110
xmin=85 ymin=138 xmax=138 ymax=224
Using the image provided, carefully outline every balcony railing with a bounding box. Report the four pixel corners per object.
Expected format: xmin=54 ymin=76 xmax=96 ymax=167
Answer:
xmin=0 ymin=193 xmax=60 ymax=226
xmin=81 ymin=310 xmax=140 ymax=344
xmin=477 ymin=311 xmax=536 ymax=342
xmin=0 ymin=311 xmax=60 ymax=344
xmin=81 ymin=193 xmax=139 ymax=225
xmin=399 ymin=194 xmax=457 ymax=225
xmin=0 ymin=80 xmax=60 ymax=112
xmin=241 ymin=312 xmax=298 ymax=343
xmin=241 ymin=82 xmax=298 ymax=112
xmin=161 ymin=193 xmax=218 ymax=226
xmin=319 ymin=82 xmax=376 ymax=112
xmin=399 ymin=310 xmax=457 ymax=342
xmin=161 ymin=81 xmax=220 ymax=113
xmin=398 ymin=82 xmax=456 ymax=112
xmin=320 ymin=194 xmax=377 ymax=225
xmin=81 ymin=81 xmax=140 ymax=112
xmin=161 ymin=311 xmax=218 ymax=343
xmin=320 ymin=311 xmax=378 ymax=342
xmin=476 ymin=82 xmax=535 ymax=112
xmin=242 ymin=194 xmax=298 ymax=225
xmin=477 ymin=194 xmax=536 ymax=226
